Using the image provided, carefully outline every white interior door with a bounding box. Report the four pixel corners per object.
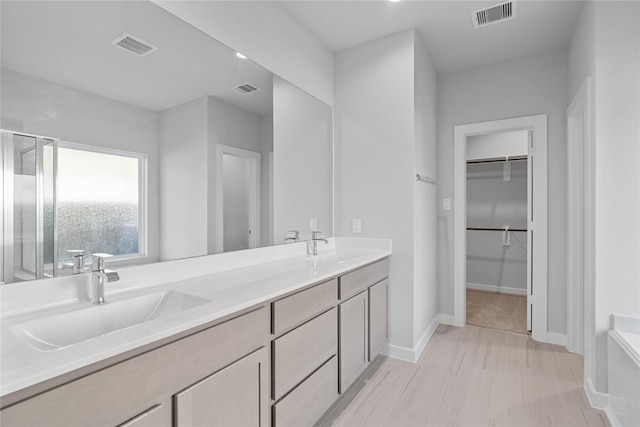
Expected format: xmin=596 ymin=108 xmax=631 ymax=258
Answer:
xmin=222 ymin=154 xmax=251 ymax=252
xmin=215 ymin=145 xmax=261 ymax=253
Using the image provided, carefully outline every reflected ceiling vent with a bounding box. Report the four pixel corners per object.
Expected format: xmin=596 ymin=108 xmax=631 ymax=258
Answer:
xmin=472 ymin=1 xmax=516 ymax=28
xmin=111 ymin=33 xmax=157 ymax=56
xmin=233 ymin=83 xmax=261 ymax=95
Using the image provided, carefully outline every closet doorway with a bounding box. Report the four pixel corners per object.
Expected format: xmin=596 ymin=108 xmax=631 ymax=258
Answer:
xmin=465 ymin=130 xmax=530 ymax=334
xmin=453 ymin=115 xmax=555 ymax=344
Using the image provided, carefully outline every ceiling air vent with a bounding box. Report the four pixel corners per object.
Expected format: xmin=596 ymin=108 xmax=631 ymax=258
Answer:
xmin=472 ymin=1 xmax=516 ymax=28
xmin=111 ymin=33 xmax=157 ymax=56
xmin=233 ymin=83 xmax=261 ymax=95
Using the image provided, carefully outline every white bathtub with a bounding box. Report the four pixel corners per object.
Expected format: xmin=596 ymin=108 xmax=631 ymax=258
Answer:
xmin=607 ymin=315 xmax=640 ymax=427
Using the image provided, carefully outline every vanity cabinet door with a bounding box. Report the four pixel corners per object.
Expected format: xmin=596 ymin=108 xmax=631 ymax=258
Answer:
xmin=369 ymin=278 xmax=388 ymax=361
xmin=118 ymin=404 xmax=168 ymax=427
xmin=174 ymin=347 xmax=269 ymax=427
xmin=339 ymin=290 xmax=369 ymax=393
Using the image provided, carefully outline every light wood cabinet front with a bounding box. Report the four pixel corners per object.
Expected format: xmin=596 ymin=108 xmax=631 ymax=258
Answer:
xmin=272 ymin=356 xmax=338 ymax=427
xmin=118 ymin=404 xmax=168 ymax=427
xmin=2 ymin=257 xmax=389 ymax=427
xmin=339 ymin=290 xmax=369 ymax=393
xmin=174 ymin=347 xmax=269 ymax=427
xmin=272 ymin=278 xmax=337 ymax=334
xmin=339 ymin=258 xmax=389 ymax=301
xmin=369 ymin=278 xmax=388 ymax=361
xmin=0 ymin=307 xmax=269 ymax=427
xmin=273 ymin=308 xmax=337 ymax=401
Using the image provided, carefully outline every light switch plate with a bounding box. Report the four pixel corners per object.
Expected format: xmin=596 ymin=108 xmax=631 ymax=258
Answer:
xmin=352 ymin=219 xmax=362 ymax=233
xmin=443 ymin=198 xmax=451 ymax=210
xmin=310 ymin=218 xmax=318 ymax=232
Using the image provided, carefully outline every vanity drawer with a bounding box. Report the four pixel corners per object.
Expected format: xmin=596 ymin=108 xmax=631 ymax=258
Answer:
xmin=272 ymin=278 xmax=337 ymax=334
xmin=273 ymin=356 xmax=338 ymax=427
xmin=273 ymin=307 xmax=337 ymax=401
xmin=339 ymin=258 xmax=389 ymax=301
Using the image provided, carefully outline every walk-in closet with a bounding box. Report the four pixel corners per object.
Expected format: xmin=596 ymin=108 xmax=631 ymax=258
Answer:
xmin=465 ymin=130 xmax=530 ymax=334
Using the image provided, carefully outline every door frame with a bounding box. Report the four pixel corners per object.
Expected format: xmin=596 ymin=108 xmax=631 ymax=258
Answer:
xmin=566 ymin=77 xmax=593 ymax=362
xmin=453 ymin=114 xmax=554 ymax=343
xmin=215 ymin=144 xmax=261 ymax=253
xmin=1 ymin=130 xmax=60 ymax=283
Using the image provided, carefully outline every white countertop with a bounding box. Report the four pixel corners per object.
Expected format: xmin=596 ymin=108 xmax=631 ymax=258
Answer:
xmin=0 ymin=238 xmax=391 ymax=398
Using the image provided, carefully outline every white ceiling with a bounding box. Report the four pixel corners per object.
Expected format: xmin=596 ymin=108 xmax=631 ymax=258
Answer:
xmin=1 ymin=1 xmax=583 ymax=113
xmin=1 ymin=1 xmax=273 ymax=114
xmin=279 ymin=0 xmax=583 ymax=73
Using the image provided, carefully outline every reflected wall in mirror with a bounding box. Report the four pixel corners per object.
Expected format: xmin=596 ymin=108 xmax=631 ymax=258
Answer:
xmin=0 ymin=0 xmax=333 ymax=284
xmin=274 ymin=76 xmax=333 ymax=242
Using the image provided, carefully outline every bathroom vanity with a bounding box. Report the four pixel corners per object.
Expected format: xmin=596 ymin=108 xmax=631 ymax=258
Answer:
xmin=0 ymin=239 xmax=390 ymax=427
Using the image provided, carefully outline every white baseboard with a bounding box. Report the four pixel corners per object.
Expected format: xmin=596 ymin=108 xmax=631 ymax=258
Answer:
xmin=383 ymin=344 xmax=416 ymax=363
xmin=466 ymin=282 xmax=527 ymax=295
xmin=438 ymin=313 xmax=458 ymax=326
xmin=584 ymin=378 xmax=609 ymax=410
xmin=384 ymin=315 xmax=440 ymax=363
xmin=534 ymin=331 xmax=567 ymax=346
xmin=604 ymin=406 xmax=621 ymax=427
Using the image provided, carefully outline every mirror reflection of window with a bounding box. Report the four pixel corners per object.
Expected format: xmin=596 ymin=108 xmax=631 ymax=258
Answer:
xmin=56 ymin=145 xmax=146 ymax=265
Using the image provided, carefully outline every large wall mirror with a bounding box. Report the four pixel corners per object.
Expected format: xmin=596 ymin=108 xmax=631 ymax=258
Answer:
xmin=0 ymin=0 xmax=333 ymax=284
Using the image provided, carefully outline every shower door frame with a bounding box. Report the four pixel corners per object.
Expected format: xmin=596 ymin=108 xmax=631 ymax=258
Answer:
xmin=1 ymin=130 xmax=59 ymax=283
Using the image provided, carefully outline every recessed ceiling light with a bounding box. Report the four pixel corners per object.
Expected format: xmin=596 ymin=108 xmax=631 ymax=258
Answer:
xmin=389 ymin=0 xmax=402 ymax=3
xmin=236 ymin=52 xmax=247 ymax=59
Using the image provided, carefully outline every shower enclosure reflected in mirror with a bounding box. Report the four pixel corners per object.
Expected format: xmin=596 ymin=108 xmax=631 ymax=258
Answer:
xmin=0 ymin=0 xmax=333 ymax=284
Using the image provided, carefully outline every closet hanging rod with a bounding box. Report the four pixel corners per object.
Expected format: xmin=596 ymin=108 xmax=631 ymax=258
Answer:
xmin=467 ymin=227 xmax=527 ymax=232
xmin=466 ymin=156 xmax=527 ymax=165
xmin=415 ymin=173 xmax=437 ymax=186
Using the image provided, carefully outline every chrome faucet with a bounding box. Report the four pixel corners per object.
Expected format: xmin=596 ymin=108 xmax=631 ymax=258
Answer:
xmin=307 ymin=231 xmax=329 ymax=256
xmin=91 ymin=253 xmax=119 ymax=305
xmin=284 ymin=230 xmax=300 ymax=243
xmin=63 ymin=249 xmax=85 ymax=274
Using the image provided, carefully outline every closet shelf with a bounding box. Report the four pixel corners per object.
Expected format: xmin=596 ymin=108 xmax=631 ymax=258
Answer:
xmin=466 ymin=156 xmax=527 ymax=165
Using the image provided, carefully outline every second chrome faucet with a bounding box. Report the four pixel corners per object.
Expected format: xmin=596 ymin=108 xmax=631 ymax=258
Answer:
xmin=307 ymin=231 xmax=329 ymax=256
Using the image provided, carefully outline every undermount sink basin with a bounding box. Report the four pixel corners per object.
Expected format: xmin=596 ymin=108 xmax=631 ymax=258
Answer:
xmin=11 ymin=291 xmax=210 ymax=351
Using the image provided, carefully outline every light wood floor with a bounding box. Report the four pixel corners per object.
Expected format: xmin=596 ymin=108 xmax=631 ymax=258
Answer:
xmin=322 ymin=325 xmax=609 ymax=427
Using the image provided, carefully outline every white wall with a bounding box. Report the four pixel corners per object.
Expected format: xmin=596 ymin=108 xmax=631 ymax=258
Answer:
xmin=593 ymin=0 xmax=640 ymax=374
xmin=437 ymin=50 xmax=568 ymax=334
xmin=568 ymin=0 xmax=640 ymax=397
xmin=413 ymin=34 xmax=439 ymax=347
xmin=1 ymin=69 xmax=160 ymax=262
xmin=158 ymin=97 xmax=208 ymax=260
xmin=568 ymin=1 xmax=596 ymax=103
xmin=159 ymin=95 xmax=269 ymax=259
xmin=467 ymin=130 xmax=528 ymax=161
xmin=152 ymin=1 xmax=334 ymax=106
xmin=273 ymin=76 xmax=333 ymax=242
xmin=335 ymin=30 xmax=415 ymax=351
xmin=595 ymin=1 xmax=639 ymax=394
